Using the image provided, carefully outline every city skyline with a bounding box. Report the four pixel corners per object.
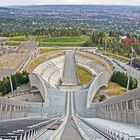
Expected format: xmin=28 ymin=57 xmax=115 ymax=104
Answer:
xmin=0 ymin=0 xmax=140 ymax=6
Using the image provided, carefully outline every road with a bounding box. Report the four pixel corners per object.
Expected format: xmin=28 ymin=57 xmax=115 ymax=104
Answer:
xmin=0 ymin=40 xmax=37 ymax=79
xmin=0 ymin=118 xmax=49 ymax=135
xmin=104 ymin=55 xmax=140 ymax=87
xmin=85 ymin=49 xmax=140 ymax=87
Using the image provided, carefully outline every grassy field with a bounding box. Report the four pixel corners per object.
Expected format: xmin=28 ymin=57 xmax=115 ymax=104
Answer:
xmin=39 ymin=48 xmax=60 ymax=54
xmin=39 ymin=37 xmax=84 ymax=42
xmin=77 ymin=66 xmax=93 ymax=85
xmin=28 ymin=58 xmax=45 ymax=72
xmin=5 ymin=36 xmax=86 ymax=47
xmin=94 ymin=82 xmax=127 ymax=102
xmin=6 ymin=36 xmax=29 ymax=42
xmin=5 ymin=36 xmax=30 ymax=46
xmin=102 ymin=51 xmax=129 ymax=62
xmin=5 ymin=41 xmax=22 ymax=46
xmin=39 ymin=42 xmax=83 ymax=47
xmin=106 ymin=82 xmax=127 ymax=97
xmin=39 ymin=36 xmax=85 ymax=47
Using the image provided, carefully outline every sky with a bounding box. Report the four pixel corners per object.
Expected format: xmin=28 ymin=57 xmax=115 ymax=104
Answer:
xmin=0 ymin=0 xmax=140 ymax=6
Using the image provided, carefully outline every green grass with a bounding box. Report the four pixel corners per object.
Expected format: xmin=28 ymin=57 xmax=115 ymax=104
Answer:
xmin=102 ymin=51 xmax=129 ymax=62
xmin=77 ymin=66 xmax=93 ymax=85
xmin=5 ymin=41 xmax=22 ymax=46
xmin=5 ymin=36 xmax=36 ymax=46
xmin=39 ymin=48 xmax=60 ymax=54
xmin=6 ymin=36 xmax=28 ymax=42
xmin=28 ymin=58 xmax=45 ymax=73
xmin=39 ymin=36 xmax=85 ymax=47
xmin=40 ymin=42 xmax=83 ymax=47
xmin=5 ymin=36 xmax=29 ymax=46
xmin=5 ymin=36 xmax=86 ymax=47
xmin=39 ymin=36 xmax=85 ymax=42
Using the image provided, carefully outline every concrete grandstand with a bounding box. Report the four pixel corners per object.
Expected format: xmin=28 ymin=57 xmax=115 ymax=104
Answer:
xmin=0 ymin=48 xmax=140 ymax=140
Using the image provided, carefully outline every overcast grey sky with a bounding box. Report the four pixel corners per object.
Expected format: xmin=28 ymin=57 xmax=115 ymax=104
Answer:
xmin=0 ymin=0 xmax=140 ymax=6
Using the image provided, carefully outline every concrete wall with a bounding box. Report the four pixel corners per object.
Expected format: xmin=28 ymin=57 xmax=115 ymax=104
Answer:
xmin=29 ymin=73 xmax=48 ymax=102
xmin=0 ymin=97 xmax=27 ymax=120
xmin=86 ymin=72 xmax=111 ymax=108
xmin=92 ymin=88 xmax=140 ymax=125
xmin=33 ymin=56 xmax=64 ymax=88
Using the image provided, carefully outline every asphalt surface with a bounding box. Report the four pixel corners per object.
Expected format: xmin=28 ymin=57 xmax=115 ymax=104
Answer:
xmin=0 ymin=40 xmax=37 ymax=79
xmin=85 ymin=49 xmax=140 ymax=87
xmin=0 ymin=118 xmax=48 ymax=135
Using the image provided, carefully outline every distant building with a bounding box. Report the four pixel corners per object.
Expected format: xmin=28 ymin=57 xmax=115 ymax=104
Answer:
xmin=121 ymin=37 xmax=136 ymax=45
xmin=119 ymin=32 xmax=127 ymax=43
xmin=119 ymin=32 xmax=136 ymax=45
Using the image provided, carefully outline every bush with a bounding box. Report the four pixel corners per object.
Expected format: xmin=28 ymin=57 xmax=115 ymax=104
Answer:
xmin=99 ymin=95 xmax=106 ymax=102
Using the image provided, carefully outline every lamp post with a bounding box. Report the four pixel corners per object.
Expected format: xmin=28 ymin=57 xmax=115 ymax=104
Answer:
xmin=126 ymin=47 xmax=135 ymax=91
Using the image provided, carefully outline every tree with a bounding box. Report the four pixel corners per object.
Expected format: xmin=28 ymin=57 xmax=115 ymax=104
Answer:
xmin=111 ymin=71 xmax=137 ymax=90
xmin=0 ymin=71 xmax=29 ymax=96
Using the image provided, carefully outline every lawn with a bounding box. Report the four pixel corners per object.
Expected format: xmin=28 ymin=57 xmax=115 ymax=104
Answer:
xmin=39 ymin=36 xmax=84 ymax=42
xmin=39 ymin=48 xmax=60 ymax=54
xmin=106 ymin=82 xmax=127 ymax=97
xmin=28 ymin=58 xmax=45 ymax=73
xmin=5 ymin=41 xmax=22 ymax=46
xmin=5 ymin=36 xmax=86 ymax=47
xmin=77 ymin=66 xmax=93 ymax=85
xmin=102 ymin=51 xmax=129 ymax=62
xmin=38 ymin=36 xmax=85 ymax=47
xmin=39 ymin=42 xmax=83 ymax=47
xmin=6 ymin=36 xmax=29 ymax=42
xmin=5 ymin=36 xmax=35 ymax=46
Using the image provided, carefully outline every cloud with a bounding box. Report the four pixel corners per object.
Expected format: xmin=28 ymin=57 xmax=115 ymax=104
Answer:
xmin=0 ymin=0 xmax=140 ymax=6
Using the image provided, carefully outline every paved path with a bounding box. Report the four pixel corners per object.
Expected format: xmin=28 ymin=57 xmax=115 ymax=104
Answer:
xmin=0 ymin=40 xmax=36 ymax=79
xmin=0 ymin=118 xmax=48 ymax=135
xmin=97 ymin=52 xmax=140 ymax=87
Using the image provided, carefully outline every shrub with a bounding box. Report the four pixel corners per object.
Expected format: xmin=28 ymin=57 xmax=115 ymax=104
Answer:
xmin=111 ymin=71 xmax=137 ymax=90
